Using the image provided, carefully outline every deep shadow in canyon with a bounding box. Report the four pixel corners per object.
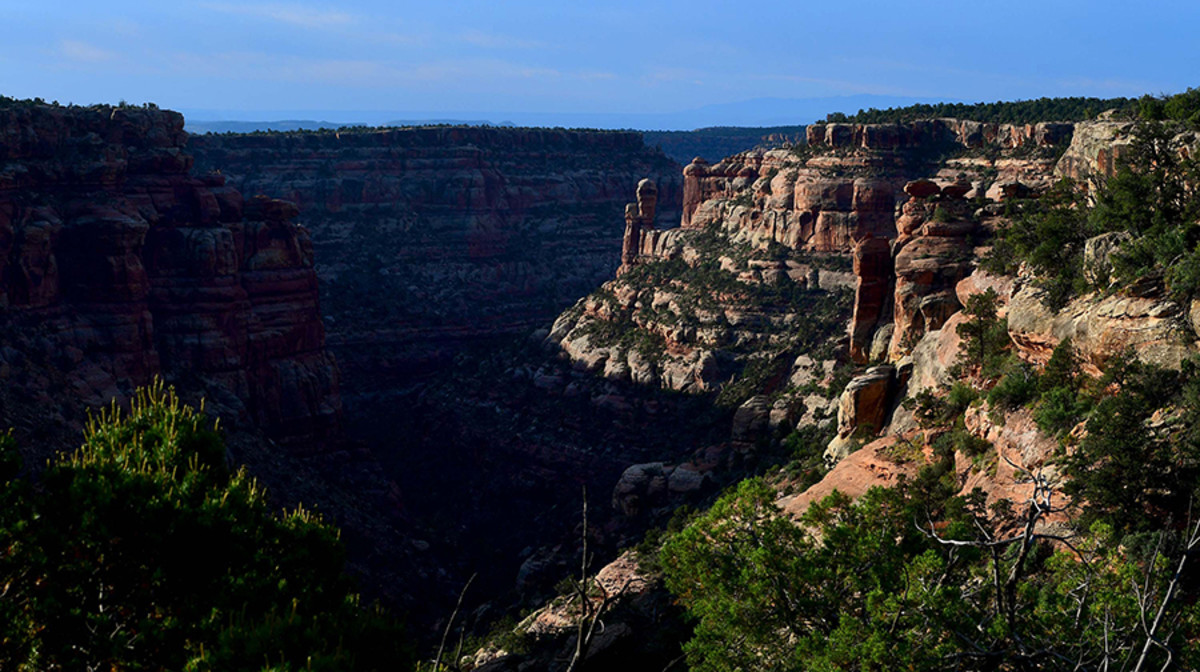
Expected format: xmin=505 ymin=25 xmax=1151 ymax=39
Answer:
xmin=339 ymin=335 xmax=734 ymax=620
xmin=188 ymin=126 xmax=742 ymax=634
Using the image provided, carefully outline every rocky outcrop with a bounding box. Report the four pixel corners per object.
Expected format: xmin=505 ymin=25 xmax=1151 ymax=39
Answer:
xmin=611 ymin=460 xmax=710 ymax=517
xmin=683 ymin=154 xmax=900 ymax=255
xmin=887 ymin=183 xmax=977 ymax=360
xmin=849 ymin=235 xmax=894 ymax=363
xmin=1007 ymin=284 xmax=1198 ymax=373
xmin=825 ymin=365 xmax=895 ymax=464
xmin=618 ymin=178 xmax=659 ymax=274
xmin=673 ymin=118 xmax=1074 ymax=279
xmin=1055 ymin=120 xmax=1136 ymax=185
xmin=0 ymin=102 xmax=340 ymax=450
xmin=786 ymin=404 xmax=1069 ymax=529
xmin=806 ymin=119 xmax=1073 ymax=152
xmin=470 ymin=551 xmax=687 ymax=672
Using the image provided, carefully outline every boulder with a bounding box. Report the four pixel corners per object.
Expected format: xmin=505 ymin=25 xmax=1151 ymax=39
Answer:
xmin=835 ymin=365 xmax=895 ymax=441
xmin=908 ymin=315 xmax=966 ymax=395
xmin=904 ymin=179 xmax=941 ymax=199
xmin=612 ymin=462 xmax=669 ymax=517
xmin=1082 ymin=231 xmax=1133 ymax=286
xmin=955 ymin=270 xmax=1015 ymax=312
xmin=731 ymin=394 xmax=772 ymax=443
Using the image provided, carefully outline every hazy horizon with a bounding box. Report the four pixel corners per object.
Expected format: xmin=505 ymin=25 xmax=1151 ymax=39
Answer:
xmin=176 ymin=94 xmax=960 ymax=131
xmin=6 ymin=1 xmax=1197 ymax=130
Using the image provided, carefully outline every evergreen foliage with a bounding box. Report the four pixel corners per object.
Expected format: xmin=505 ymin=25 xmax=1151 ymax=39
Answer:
xmin=825 ymin=96 xmax=1135 ymax=125
xmin=0 ymin=382 xmax=412 ymax=672
xmin=985 ymin=118 xmax=1200 ymax=304
xmin=1062 ymin=354 xmax=1200 ymax=534
xmin=954 ymin=288 xmax=1012 ymax=380
xmin=1137 ymin=88 xmax=1200 ymax=126
xmin=1092 ymin=122 xmax=1200 ymax=297
xmin=661 ymin=476 xmax=1200 ymax=670
xmin=981 ymin=179 xmax=1093 ymax=310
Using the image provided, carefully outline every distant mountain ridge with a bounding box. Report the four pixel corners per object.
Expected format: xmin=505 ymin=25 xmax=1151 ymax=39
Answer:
xmin=179 ymin=94 xmax=947 ymax=132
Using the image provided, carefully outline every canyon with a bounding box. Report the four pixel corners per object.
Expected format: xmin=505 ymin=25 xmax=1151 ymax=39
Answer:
xmin=467 ymin=113 xmax=1200 ymax=669
xmin=7 ymin=96 xmax=1195 ymax=668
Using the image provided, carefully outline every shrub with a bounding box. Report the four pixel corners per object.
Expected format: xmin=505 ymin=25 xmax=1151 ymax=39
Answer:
xmin=955 ymin=289 xmax=1011 ymax=379
xmin=0 ymin=382 xmax=412 ymax=671
xmin=987 ymin=358 xmax=1038 ymax=410
xmin=1033 ymin=385 xmax=1089 ymax=436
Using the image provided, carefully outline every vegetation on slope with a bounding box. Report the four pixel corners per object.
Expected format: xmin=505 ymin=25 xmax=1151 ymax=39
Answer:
xmin=984 ymin=119 xmax=1200 ymax=307
xmin=570 ymin=220 xmax=853 ymax=411
xmin=656 ymin=115 xmax=1200 ymax=666
xmin=0 ymin=382 xmax=412 ymax=671
xmin=661 ymin=300 xmax=1200 ymax=670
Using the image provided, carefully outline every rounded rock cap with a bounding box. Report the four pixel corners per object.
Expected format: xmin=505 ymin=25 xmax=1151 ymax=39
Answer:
xmin=904 ymin=179 xmax=940 ymax=199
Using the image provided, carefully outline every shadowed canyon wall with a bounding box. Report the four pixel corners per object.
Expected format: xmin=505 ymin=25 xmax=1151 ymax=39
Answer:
xmin=189 ymin=128 xmax=682 ymax=371
xmin=0 ymin=103 xmax=340 ymax=454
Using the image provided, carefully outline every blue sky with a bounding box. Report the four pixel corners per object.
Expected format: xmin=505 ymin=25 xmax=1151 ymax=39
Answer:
xmin=3 ymin=1 xmax=1197 ymax=128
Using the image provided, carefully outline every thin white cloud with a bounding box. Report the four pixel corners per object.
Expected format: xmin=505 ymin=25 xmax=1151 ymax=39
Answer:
xmin=200 ymin=2 xmax=355 ymax=29
xmin=746 ymin=73 xmax=920 ymax=97
xmin=369 ymin=30 xmax=430 ymax=47
xmin=108 ymin=20 xmax=142 ymax=38
xmin=59 ymin=40 xmax=117 ymax=63
xmin=408 ymin=59 xmax=562 ymax=83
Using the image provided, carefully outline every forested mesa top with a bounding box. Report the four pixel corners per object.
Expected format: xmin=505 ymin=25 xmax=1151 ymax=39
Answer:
xmin=0 ymin=100 xmax=187 ymax=160
xmin=823 ymin=88 xmax=1200 ymax=126
xmin=190 ymin=124 xmax=654 ymax=151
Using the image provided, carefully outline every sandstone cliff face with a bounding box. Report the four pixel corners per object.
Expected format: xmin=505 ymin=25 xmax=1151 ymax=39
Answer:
xmin=886 ymin=185 xmax=978 ymax=361
xmin=674 ymin=118 xmax=1071 ymax=263
xmin=1006 ymin=284 xmax=1199 ymax=373
xmin=1054 ymin=120 xmax=1136 ymax=185
xmin=680 ymin=152 xmax=900 ymax=253
xmin=0 ymin=103 xmax=340 ymax=450
xmin=552 ymin=118 xmax=1078 ymax=417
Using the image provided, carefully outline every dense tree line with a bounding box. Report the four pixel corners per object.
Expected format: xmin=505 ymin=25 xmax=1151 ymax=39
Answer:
xmin=824 ymin=96 xmax=1135 ymax=125
xmin=824 ymin=88 xmax=1200 ymax=127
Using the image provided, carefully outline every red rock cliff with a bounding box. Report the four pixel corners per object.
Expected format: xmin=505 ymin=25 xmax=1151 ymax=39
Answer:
xmin=0 ymin=102 xmax=340 ymax=450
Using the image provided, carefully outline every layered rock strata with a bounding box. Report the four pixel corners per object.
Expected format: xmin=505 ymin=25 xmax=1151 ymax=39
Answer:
xmin=0 ymin=103 xmax=340 ymax=450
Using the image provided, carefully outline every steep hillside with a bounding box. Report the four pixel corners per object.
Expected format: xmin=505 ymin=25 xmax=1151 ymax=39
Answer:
xmin=465 ymin=115 xmax=1200 ymax=670
xmin=0 ymin=102 xmax=340 ymax=455
xmin=549 ymin=117 xmax=1074 ymax=409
